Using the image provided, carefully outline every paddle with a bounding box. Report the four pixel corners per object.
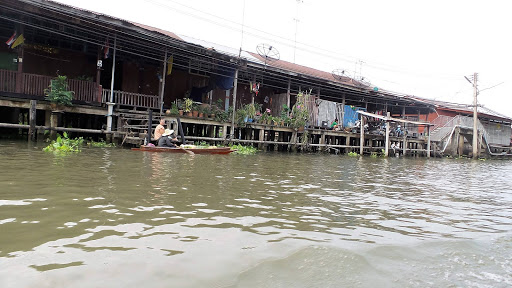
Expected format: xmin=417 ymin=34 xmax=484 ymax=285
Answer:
xmin=179 ymin=146 xmax=195 ymax=155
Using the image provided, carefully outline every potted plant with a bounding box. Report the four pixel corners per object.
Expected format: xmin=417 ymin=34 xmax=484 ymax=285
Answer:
xmin=44 ymin=75 xmax=74 ymax=109
xmin=245 ymin=103 xmax=256 ymax=122
xmin=235 ymin=107 xmax=247 ymax=126
xmin=198 ymin=105 xmax=204 ymax=118
xmin=184 ymin=98 xmax=193 ymax=117
xmin=170 ymin=103 xmax=179 ymax=116
xmin=191 ymin=102 xmax=199 ymax=117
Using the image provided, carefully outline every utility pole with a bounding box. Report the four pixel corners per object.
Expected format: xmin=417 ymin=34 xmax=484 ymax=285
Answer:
xmin=465 ymin=73 xmax=479 ymax=159
xmin=293 ymin=0 xmax=303 ymax=63
xmin=472 ymin=72 xmax=478 ymax=159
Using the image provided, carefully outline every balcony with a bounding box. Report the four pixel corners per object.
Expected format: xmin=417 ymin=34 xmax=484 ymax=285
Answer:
xmin=0 ymin=69 xmax=160 ymax=109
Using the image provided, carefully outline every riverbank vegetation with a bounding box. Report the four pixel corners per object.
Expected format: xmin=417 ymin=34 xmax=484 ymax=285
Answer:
xmin=230 ymin=144 xmax=258 ymax=155
xmin=43 ymin=133 xmax=115 ymax=154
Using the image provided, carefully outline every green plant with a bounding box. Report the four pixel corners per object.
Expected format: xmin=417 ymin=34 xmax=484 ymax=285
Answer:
xmin=348 ymin=152 xmax=359 ymax=157
xmin=280 ymin=104 xmax=290 ymax=118
xmin=235 ymin=107 xmax=248 ymax=126
xmin=43 ymin=132 xmax=84 ymax=154
xmin=291 ymin=90 xmax=311 ymax=129
xmin=44 ymin=75 xmax=74 ymax=106
xmin=230 ymin=144 xmax=258 ymax=155
xmin=75 ymin=75 xmax=93 ymax=81
xmin=191 ymin=102 xmax=199 ymax=112
xmin=370 ymin=152 xmax=378 ymax=158
xmin=184 ymin=98 xmax=193 ymax=113
xmin=245 ymin=103 xmax=257 ymax=119
xmin=216 ymin=99 xmax=224 ymax=111
xmin=88 ymin=139 xmax=116 ymax=148
xmin=170 ymin=103 xmax=179 ymax=116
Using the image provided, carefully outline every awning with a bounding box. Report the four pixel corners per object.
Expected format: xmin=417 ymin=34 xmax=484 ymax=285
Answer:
xmin=356 ymin=110 xmax=433 ymax=126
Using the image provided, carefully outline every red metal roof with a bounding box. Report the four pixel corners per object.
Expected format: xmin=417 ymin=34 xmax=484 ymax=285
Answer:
xmin=247 ymin=51 xmax=356 ymax=86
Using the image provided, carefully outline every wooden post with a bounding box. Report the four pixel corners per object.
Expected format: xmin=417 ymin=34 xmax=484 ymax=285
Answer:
xmin=287 ymin=78 xmax=291 ymax=114
xmin=402 ymin=135 xmax=407 ymax=157
xmin=258 ymin=129 xmax=264 ymax=150
xmin=28 ymin=100 xmax=36 ymax=141
xmin=290 ymin=131 xmax=297 ymax=152
xmin=385 ymin=112 xmax=390 ymax=157
xmin=147 ymin=109 xmax=152 ymax=145
xmin=341 ymin=94 xmax=346 ymax=128
xmin=96 ymin=46 xmax=102 ymax=103
xmin=252 ymin=75 xmax=256 ymax=105
xmin=177 ymin=117 xmax=186 ymax=144
xmin=359 ymin=115 xmax=364 ymax=155
xmin=160 ymin=51 xmax=168 ymax=115
xmin=427 ymin=125 xmax=431 ymax=158
xmin=320 ymin=132 xmax=326 ymax=152
xmin=15 ymin=26 xmax=24 ymax=94
xmin=50 ymin=111 xmax=59 ymax=140
xmin=230 ymin=69 xmax=239 ymax=139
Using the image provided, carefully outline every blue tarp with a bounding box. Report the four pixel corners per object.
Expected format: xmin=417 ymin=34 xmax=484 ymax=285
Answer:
xmin=343 ymin=105 xmax=365 ymax=127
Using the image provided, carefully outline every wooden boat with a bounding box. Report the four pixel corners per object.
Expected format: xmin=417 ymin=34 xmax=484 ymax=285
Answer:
xmin=132 ymin=145 xmax=235 ymax=155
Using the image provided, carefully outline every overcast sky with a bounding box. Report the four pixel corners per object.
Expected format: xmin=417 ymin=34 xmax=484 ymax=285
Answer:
xmin=54 ymin=0 xmax=512 ymax=117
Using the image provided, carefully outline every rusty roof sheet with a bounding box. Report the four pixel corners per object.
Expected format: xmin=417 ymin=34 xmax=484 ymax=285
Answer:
xmin=248 ymin=52 xmax=355 ymax=86
xmin=410 ymin=97 xmax=512 ymax=122
xmin=42 ymin=0 xmax=183 ymax=41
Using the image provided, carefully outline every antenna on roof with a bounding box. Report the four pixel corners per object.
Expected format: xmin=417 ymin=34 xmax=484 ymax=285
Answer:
xmin=355 ymin=76 xmax=371 ymax=87
xmin=332 ymin=69 xmax=352 ymax=81
xmin=256 ymin=43 xmax=280 ymax=68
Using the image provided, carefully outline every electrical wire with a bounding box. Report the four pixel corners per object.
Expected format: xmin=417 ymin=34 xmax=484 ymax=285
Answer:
xmin=1 ymin=0 xmax=429 ymax=109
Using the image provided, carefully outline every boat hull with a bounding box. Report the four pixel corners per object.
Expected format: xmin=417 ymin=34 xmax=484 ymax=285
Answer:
xmin=132 ymin=146 xmax=234 ymax=155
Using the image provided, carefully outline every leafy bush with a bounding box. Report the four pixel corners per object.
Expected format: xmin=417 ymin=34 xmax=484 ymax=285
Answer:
xmin=44 ymin=75 xmax=74 ymax=106
xmin=347 ymin=152 xmax=359 ymax=157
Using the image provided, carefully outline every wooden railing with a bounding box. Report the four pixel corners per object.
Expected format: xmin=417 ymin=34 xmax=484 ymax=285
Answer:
xmin=68 ymin=78 xmax=101 ymax=103
xmin=22 ymin=73 xmax=52 ymax=97
xmin=0 ymin=69 xmax=17 ymax=93
xmin=102 ymin=89 xmax=160 ymax=109
xmin=0 ymin=69 xmax=101 ymax=103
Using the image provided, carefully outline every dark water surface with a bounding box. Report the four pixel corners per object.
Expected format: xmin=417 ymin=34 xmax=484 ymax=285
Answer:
xmin=1 ymin=141 xmax=511 ymax=287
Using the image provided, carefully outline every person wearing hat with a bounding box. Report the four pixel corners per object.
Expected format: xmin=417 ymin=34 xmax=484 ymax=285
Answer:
xmin=158 ymin=129 xmax=179 ymax=148
xmin=154 ymin=119 xmax=166 ymax=141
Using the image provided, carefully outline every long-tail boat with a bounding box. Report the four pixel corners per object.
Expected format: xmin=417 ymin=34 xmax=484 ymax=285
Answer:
xmin=132 ymin=145 xmax=234 ymax=155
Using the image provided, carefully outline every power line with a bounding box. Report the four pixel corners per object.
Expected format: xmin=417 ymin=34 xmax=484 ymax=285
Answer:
xmin=5 ymin=0 xmax=436 ymax=107
xmin=132 ymin=0 xmax=463 ymax=81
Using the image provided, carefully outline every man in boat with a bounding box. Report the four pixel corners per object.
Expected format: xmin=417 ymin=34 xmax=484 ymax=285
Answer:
xmin=158 ymin=129 xmax=180 ymax=148
xmin=154 ymin=119 xmax=166 ymax=141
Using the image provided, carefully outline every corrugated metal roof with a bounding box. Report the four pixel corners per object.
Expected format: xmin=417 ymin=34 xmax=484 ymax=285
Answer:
xmin=248 ymin=52 xmax=355 ymax=86
xmin=42 ymin=0 xmax=183 ymax=41
xmin=411 ymin=97 xmax=512 ymax=122
xmin=177 ymin=34 xmax=262 ymax=63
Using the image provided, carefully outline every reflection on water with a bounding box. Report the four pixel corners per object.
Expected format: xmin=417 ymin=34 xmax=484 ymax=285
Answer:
xmin=0 ymin=141 xmax=511 ymax=287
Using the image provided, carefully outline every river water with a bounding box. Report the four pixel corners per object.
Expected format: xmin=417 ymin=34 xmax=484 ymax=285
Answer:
xmin=0 ymin=140 xmax=511 ymax=287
